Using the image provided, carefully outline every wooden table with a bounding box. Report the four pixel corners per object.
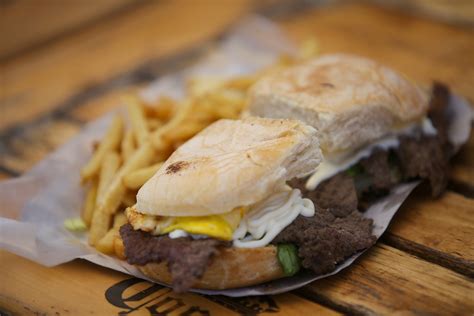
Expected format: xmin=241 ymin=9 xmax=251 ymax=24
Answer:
xmin=1 ymin=1 xmax=473 ymax=315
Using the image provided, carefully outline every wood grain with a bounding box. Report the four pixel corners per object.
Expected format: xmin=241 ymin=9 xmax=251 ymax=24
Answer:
xmin=385 ymin=190 xmax=474 ymax=276
xmin=0 ymin=250 xmax=236 ymax=315
xmin=0 ymin=119 xmax=80 ymax=173
xmin=0 ymin=0 xmax=137 ymax=59
xmin=298 ymin=244 xmax=474 ymax=315
xmin=0 ymin=0 xmax=255 ymax=133
xmin=0 ymin=250 xmax=336 ymax=316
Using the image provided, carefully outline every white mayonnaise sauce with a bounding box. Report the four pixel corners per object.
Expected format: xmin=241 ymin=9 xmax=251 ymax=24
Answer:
xmin=305 ymin=117 xmax=437 ymax=191
xmin=168 ymin=229 xmax=189 ymax=239
xmin=168 ymin=229 xmax=208 ymax=240
xmin=232 ymin=188 xmax=314 ymax=248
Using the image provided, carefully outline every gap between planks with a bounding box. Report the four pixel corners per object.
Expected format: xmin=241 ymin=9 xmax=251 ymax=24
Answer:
xmin=382 ymin=234 xmax=474 ymax=277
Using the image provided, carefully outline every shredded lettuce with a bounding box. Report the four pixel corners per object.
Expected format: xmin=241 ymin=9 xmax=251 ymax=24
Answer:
xmin=64 ymin=218 xmax=87 ymax=232
xmin=277 ymin=243 xmax=301 ymax=276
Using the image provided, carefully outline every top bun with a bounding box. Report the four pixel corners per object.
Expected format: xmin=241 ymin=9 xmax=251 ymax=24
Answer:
xmin=248 ymin=54 xmax=430 ymax=155
xmin=136 ymin=117 xmax=321 ymax=216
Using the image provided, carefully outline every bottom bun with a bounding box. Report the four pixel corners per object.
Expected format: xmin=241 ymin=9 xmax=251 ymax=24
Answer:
xmin=139 ymin=246 xmax=285 ymax=290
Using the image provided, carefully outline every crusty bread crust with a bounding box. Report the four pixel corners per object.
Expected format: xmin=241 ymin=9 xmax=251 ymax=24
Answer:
xmin=136 ymin=117 xmax=321 ymax=216
xmin=248 ymin=54 xmax=430 ymax=154
xmin=139 ymin=245 xmax=285 ymax=290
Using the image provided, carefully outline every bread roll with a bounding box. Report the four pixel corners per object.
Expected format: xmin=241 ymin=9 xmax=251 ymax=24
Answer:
xmin=248 ymin=54 xmax=430 ymax=155
xmin=136 ymin=117 xmax=321 ymax=216
xmin=139 ymin=245 xmax=285 ymax=289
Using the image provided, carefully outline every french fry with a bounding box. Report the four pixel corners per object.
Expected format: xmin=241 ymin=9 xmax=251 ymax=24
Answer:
xmin=206 ymin=90 xmax=246 ymax=119
xmin=151 ymin=100 xmax=193 ymax=149
xmin=224 ymin=76 xmax=257 ymax=91
xmin=121 ymin=130 xmax=135 ymax=162
xmin=162 ymin=122 xmax=205 ymax=143
xmin=81 ymin=115 xmax=124 ymax=181
xmin=147 ymin=96 xmax=177 ymax=121
xmin=96 ymin=212 xmax=128 ymax=254
xmin=124 ymin=95 xmax=149 ymax=146
xmin=82 ymin=178 xmax=98 ymax=227
xmin=113 ymin=212 xmax=128 ymax=227
xmin=114 ymin=235 xmax=126 ymax=260
xmin=147 ymin=118 xmax=163 ymax=131
xmin=298 ymin=37 xmax=320 ymax=60
xmin=88 ymin=152 xmax=121 ymax=245
xmin=89 ymin=209 xmax=113 ymax=246
xmin=150 ymin=148 xmax=173 ymax=164
xmin=95 ymin=227 xmax=117 ymax=254
xmin=90 ymin=149 xmax=126 ymax=246
xmin=96 ymin=152 xmax=121 ymax=202
xmin=188 ymin=77 xmax=224 ymax=97
xmin=97 ymin=142 xmax=155 ymax=216
xmin=123 ymin=162 xmax=164 ymax=190
xmin=121 ymin=190 xmax=137 ymax=207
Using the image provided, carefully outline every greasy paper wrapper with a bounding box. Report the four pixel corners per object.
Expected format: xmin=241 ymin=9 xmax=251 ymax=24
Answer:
xmin=0 ymin=16 xmax=472 ymax=297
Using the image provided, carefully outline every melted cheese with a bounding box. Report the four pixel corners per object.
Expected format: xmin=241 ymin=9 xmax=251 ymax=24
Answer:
xmin=233 ymin=188 xmax=314 ymax=248
xmin=126 ymin=207 xmax=244 ymax=241
xmin=127 ymin=188 xmax=314 ymax=247
xmin=305 ymin=117 xmax=437 ymax=190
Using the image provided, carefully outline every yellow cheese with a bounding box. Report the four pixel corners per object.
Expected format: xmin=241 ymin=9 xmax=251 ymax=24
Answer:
xmin=126 ymin=206 xmax=245 ymax=241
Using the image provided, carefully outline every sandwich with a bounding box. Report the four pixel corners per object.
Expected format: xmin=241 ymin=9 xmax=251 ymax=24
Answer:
xmin=119 ymin=117 xmax=376 ymax=292
xmin=248 ymin=54 xmax=453 ymax=210
xmin=120 ymin=54 xmax=454 ymax=293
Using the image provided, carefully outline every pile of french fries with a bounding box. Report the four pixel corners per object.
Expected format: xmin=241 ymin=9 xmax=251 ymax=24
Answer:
xmin=79 ymin=76 xmax=259 ymax=258
xmin=79 ymin=39 xmax=319 ymax=258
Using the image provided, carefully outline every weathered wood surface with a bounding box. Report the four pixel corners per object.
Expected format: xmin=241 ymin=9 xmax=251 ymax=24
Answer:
xmin=298 ymin=244 xmax=474 ymax=315
xmin=1 ymin=1 xmax=473 ymax=315
xmin=0 ymin=0 xmax=137 ymax=59
xmin=0 ymin=118 xmax=81 ymax=173
xmin=385 ymin=190 xmax=474 ymax=276
xmin=0 ymin=250 xmax=337 ymax=316
xmin=0 ymin=0 xmax=256 ymax=133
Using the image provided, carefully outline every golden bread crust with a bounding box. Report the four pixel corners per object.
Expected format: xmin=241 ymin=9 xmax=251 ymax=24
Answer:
xmin=139 ymin=245 xmax=285 ymax=290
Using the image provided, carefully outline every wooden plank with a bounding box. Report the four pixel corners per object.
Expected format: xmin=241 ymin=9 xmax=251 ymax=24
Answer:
xmin=0 ymin=0 xmax=136 ymax=59
xmin=0 ymin=0 xmax=255 ymax=133
xmin=385 ymin=190 xmax=474 ymax=276
xmin=0 ymin=250 xmax=337 ymax=315
xmin=209 ymin=293 xmax=339 ymax=315
xmin=298 ymin=244 xmax=474 ymax=315
xmin=0 ymin=119 xmax=81 ymax=173
xmin=0 ymin=250 xmax=236 ymax=316
xmin=280 ymin=3 xmax=474 ymax=102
